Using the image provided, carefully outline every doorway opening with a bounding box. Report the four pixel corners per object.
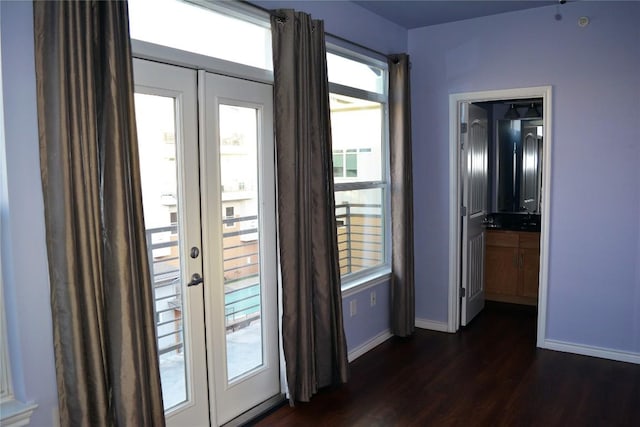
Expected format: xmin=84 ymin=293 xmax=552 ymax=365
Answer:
xmin=448 ymin=86 xmax=552 ymax=347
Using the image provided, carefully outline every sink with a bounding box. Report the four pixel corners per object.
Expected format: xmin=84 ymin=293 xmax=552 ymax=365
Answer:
xmin=483 ymin=212 xmax=540 ymax=232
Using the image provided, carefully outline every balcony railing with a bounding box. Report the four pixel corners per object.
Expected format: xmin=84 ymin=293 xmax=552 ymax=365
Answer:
xmin=145 ymin=216 xmax=261 ymax=357
xmin=335 ymin=202 xmax=384 ymax=276
xmin=146 ymin=203 xmax=382 ymax=357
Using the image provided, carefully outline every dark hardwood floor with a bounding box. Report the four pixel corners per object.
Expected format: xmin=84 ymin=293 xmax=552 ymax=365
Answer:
xmin=249 ymin=302 xmax=640 ymax=426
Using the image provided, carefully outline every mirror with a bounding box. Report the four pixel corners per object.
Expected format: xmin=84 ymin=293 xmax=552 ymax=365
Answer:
xmin=495 ymin=119 xmax=543 ymax=213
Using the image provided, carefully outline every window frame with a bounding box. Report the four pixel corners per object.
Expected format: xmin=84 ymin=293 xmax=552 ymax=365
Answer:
xmin=1 ymin=22 xmax=39 ymax=422
xmin=0 ymin=250 xmax=12 ymax=404
xmin=0 ymin=235 xmax=38 ymax=426
xmin=327 ymin=45 xmax=391 ymax=289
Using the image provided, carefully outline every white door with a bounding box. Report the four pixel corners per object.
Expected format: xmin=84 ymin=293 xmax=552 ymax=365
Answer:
xmin=461 ymin=103 xmax=488 ymax=326
xmin=134 ymin=59 xmax=210 ymax=426
xmin=199 ymin=72 xmax=280 ymax=425
xmin=134 ymin=59 xmax=280 ymax=426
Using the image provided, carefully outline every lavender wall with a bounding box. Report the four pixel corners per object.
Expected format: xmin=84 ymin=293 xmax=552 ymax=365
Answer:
xmin=342 ymin=280 xmax=391 ymax=353
xmin=409 ymin=1 xmax=640 ymax=353
xmin=1 ymin=1 xmax=59 ymax=426
xmin=250 ymin=0 xmax=407 ymax=54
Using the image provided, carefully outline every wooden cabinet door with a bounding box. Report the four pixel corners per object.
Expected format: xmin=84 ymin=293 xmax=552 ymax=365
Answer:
xmin=518 ymin=232 xmax=540 ymax=299
xmin=485 ymin=245 xmax=518 ymax=296
xmin=519 ymin=247 xmax=540 ymax=299
xmin=484 ymin=230 xmax=539 ymax=305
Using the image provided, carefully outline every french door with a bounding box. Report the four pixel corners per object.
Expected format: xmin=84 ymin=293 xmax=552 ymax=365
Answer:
xmin=460 ymin=102 xmax=488 ymax=326
xmin=133 ymin=59 xmax=279 ymax=426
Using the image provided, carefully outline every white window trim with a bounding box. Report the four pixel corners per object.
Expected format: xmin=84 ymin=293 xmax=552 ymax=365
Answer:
xmin=341 ymin=269 xmax=391 ymax=298
xmin=131 ymin=39 xmax=273 ymax=85
xmin=0 ymin=249 xmax=38 ymax=427
xmin=329 ymin=82 xmax=386 ymax=104
xmin=1 ymin=25 xmax=38 ymax=423
xmin=187 ymin=0 xmax=271 ymax=29
xmin=328 ymin=46 xmax=391 ymax=291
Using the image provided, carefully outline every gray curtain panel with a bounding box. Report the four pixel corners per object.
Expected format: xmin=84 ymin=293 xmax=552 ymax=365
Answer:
xmin=33 ymin=1 xmax=165 ymax=425
xmin=389 ymin=54 xmax=416 ymax=337
xmin=271 ymin=9 xmax=349 ymax=403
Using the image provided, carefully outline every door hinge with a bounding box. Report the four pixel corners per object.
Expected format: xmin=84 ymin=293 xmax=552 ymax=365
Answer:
xmin=460 ymin=287 xmax=466 ymax=298
xmin=461 ymin=206 xmax=467 ymax=216
xmin=460 ymin=122 xmax=468 ymax=134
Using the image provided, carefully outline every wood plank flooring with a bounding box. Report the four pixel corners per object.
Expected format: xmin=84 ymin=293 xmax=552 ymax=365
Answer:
xmin=248 ymin=302 xmax=640 ymax=426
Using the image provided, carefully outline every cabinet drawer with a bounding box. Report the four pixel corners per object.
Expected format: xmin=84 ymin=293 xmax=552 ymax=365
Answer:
xmin=486 ymin=230 xmax=519 ymax=248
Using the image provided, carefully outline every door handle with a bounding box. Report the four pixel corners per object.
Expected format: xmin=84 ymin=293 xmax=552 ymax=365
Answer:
xmin=187 ymin=273 xmax=204 ymax=287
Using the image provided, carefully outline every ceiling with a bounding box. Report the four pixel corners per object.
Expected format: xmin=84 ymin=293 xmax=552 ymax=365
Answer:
xmin=354 ymin=1 xmax=559 ymax=29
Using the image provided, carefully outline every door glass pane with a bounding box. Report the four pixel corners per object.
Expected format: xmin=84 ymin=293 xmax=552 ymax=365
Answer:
xmin=135 ymin=93 xmax=187 ymax=410
xmin=219 ymin=104 xmax=263 ymax=381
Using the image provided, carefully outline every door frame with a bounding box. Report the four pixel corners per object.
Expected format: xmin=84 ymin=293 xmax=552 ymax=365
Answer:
xmin=447 ymin=86 xmax=552 ymax=348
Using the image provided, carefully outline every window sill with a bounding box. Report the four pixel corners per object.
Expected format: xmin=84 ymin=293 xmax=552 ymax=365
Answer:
xmin=0 ymin=399 xmax=38 ymax=427
xmin=341 ymin=269 xmax=392 ymax=298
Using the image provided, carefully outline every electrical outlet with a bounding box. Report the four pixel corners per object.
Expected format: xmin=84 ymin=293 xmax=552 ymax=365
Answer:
xmin=370 ymin=290 xmax=376 ymax=307
xmin=350 ymin=299 xmax=357 ymax=317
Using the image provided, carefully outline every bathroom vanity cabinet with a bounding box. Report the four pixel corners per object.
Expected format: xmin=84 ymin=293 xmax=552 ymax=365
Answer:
xmin=485 ymin=230 xmax=540 ymax=306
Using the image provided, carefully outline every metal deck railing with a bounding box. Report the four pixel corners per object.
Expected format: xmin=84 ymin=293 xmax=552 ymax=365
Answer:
xmin=146 ymin=203 xmax=383 ymax=356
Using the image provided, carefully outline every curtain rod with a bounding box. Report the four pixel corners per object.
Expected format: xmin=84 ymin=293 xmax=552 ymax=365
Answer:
xmin=240 ymin=1 xmax=391 ymax=60
xmin=325 ymin=32 xmax=389 ymax=61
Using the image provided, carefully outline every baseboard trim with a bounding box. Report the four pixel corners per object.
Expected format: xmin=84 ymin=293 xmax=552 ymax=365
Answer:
xmin=415 ymin=318 xmax=450 ymax=333
xmin=348 ymin=329 xmax=393 ymax=362
xmin=543 ymin=339 xmax=640 ymax=365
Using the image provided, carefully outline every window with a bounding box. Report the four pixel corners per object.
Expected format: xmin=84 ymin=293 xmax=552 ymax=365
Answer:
xmin=128 ymin=0 xmax=272 ymax=71
xmin=327 ymin=52 xmax=384 ymax=94
xmin=328 ymin=48 xmax=389 ymax=284
xmin=333 ymin=148 xmax=375 ymax=179
xmin=224 ymin=206 xmax=235 ymax=228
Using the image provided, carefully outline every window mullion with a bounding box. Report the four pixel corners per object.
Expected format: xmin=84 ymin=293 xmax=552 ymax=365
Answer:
xmin=334 ymin=181 xmax=385 ymax=192
xmin=328 ymin=83 xmax=385 ymax=103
